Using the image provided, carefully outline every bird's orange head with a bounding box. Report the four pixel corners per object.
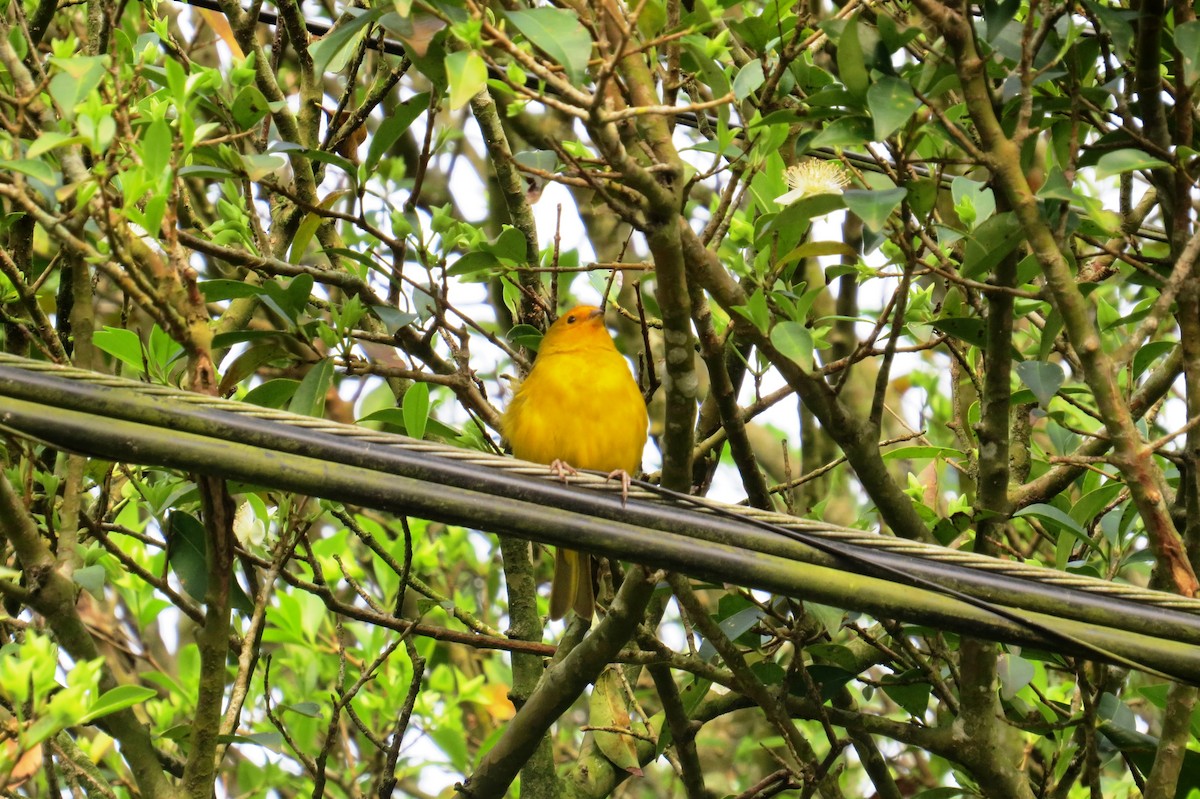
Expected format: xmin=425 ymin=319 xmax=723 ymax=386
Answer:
xmin=538 ymin=305 xmax=613 ymax=355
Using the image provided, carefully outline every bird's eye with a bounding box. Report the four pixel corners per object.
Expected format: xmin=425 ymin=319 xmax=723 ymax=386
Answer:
xmin=567 ymin=314 xmax=576 ymax=323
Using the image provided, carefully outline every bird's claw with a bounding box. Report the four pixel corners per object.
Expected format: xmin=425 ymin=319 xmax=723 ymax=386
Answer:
xmin=606 ymin=469 xmax=633 ymax=506
xmin=549 ymin=459 xmax=579 ymax=482
xmin=548 ymin=462 xmax=633 ymax=505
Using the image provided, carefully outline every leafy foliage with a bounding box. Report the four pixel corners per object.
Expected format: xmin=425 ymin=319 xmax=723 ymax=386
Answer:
xmin=1 ymin=0 xmax=1199 ymax=797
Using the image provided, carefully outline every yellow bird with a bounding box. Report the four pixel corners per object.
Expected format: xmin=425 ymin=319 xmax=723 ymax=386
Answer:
xmin=501 ymin=305 xmax=649 ymax=620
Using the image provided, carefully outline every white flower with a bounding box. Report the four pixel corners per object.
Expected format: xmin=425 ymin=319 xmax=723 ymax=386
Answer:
xmin=775 ymin=160 xmax=851 ymax=206
xmin=233 ymin=501 xmax=266 ymax=548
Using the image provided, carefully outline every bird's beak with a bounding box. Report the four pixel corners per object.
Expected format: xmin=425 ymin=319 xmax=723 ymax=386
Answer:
xmin=587 ymin=308 xmax=604 ymax=321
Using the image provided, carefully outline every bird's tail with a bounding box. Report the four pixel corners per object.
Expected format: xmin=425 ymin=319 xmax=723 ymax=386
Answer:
xmin=549 ymin=548 xmax=595 ymax=621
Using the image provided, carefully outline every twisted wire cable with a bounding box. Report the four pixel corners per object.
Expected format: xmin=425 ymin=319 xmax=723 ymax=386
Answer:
xmin=2 ymin=351 xmax=1197 ymax=616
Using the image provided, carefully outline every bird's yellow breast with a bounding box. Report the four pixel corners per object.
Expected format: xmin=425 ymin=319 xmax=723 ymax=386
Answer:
xmin=502 ymin=345 xmax=648 ymax=474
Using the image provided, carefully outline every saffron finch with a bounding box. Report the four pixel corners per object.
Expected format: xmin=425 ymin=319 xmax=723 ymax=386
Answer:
xmin=501 ymin=305 xmax=649 ymax=620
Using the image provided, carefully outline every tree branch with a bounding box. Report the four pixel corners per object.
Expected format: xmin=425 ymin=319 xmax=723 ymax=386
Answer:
xmin=455 ymin=566 xmax=656 ymax=798
xmin=912 ymin=0 xmax=1198 ymax=596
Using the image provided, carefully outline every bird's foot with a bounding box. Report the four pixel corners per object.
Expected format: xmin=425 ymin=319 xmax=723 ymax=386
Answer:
xmin=549 ymin=459 xmax=579 ymax=482
xmin=606 ymin=469 xmax=633 ymax=505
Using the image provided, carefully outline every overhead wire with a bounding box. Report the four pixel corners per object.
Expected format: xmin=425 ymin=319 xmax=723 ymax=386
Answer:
xmin=0 ymin=355 xmax=1192 ymax=606
xmin=2 ymin=354 xmax=1200 ymax=682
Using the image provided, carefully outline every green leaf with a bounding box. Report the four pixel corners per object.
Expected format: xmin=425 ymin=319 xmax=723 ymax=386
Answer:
xmin=681 ymin=35 xmax=732 ymax=99
xmin=72 ymin=564 xmax=106 ymax=599
xmin=177 ymin=164 xmax=238 ymax=180
xmin=486 ymin=226 xmax=528 ymax=264
xmin=1132 ymin=340 xmax=1176 ymax=380
xmin=930 ymin=317 xmax=986 ymax=349
xmin=199 ymin=280 xmax=268 ymax=301
xmin=810 ymin=116 xmax=872 ymax=149
xmin=147 ymin=324 xmax=179 ymax=376
xmin=218 ymin=342 xmax=292 ymax=395
xmin=1098 ymin=717 xmax=1200 ymax=795
xmin=371 ymin=306 xmax=418 ymax=334
xmin=445 ymin=49 xmax=487 ymax=110
xmin=243 ymin=378 xmax=300 ymax=408
xmin=733 ymin=60 xmax=765 ymax=100
xmin=447 ymin=251 xmax=500 ymax=279
xmin=698 ymin=604 xmax=764 ymax=660
xmin=1036 ymin=308 xmax=1063 ymax=361
xmin=79 ymin=685 xmax=158 ymax=725
xmin=770 ymin=321 xmax=813 ymax=371
xmin=219 ymin=731 xmax=284 ymax=747
xmin=279 ymin=273 xmax=316 ymax=318
xmin=751 ymin=109 xmax=806 ymax=129
xmin=48 ymin=55 xmax=106 ymax=121
xmin=1014 ymin=503 xmax=1089 ymax=542
xmin=1015 ymin=360 xmax=1064 ymax=409
xmin=590 ymin=669 xmax=644 ymax=776
xmin=997 ymin=652 xmax=1034 ymax=700
xmin=804 ymin=602 xmax=845 ymax=636
xmin=882 ymin=445 xmax=964 ymax=461
xmin=762 ymin=194 xmax=846 ymax=238
xmin=752 ymin=661 xmax=786 ymax=685
xmin=167 ymin=510 xmax=208 ymax=603
xmin=159 ymin=724 xmax=191 ymax=742
xmin=140 ymin=118 xmax=172 ymax=179
xmin=0 ymin=158 xmax=57 ymax=185
xmin=311 ymin=7 xmax=384 ymax=75
xmin=1176 ymin=21 xmax=1200 ymax=86
xmin=288 ymin=358 xmax=334 ymax=418
xmin=804 ymin=665 xmax=857 ymax=701
xmin=836 ymin=16 xmax=869 ymax=102
xmin=93 ymin=327 xmax=145 ymax=372
xmin=983 ymin=0 xmax=1021 ymax=40
xmin=284 ymin=145 xmax=357 ymax=178
xmin=732 ymin=290 xmax=769 ymax=335
xmin=241 ymin=153 xmax=286 ymax=181
xmin=842 ymin=187 xmax=906 ymax=231
xmin=326 ymin=245 xmax=383 ymax=275
xmin=773 ymin=240 xmax=859 ymax=273
xmin=357 ymin=408 xmax=461 ymax=440
xmin=1139 ymin=684 xmax=1200 ymax=742
xmin=507 ymin=323 xmax=543 ymax=350
xmin=951 ymin=176 xmax=995 ymax=227
xmin=506 ymin=8 xmax=592 ymax=87
xmin=231 ymin=86 xmax=271 ymax=130
xmin=1071 ymin=482 xmax=1124 ymax=528
xmin=1037 ymin=167 xmax=1077 ymax=201
xmin=961 ymin=211 xmax=1023 ymax=279
xmin=880 ymin=671 xmax=931 ymax=717
xmin=213 ymin=331 xmax=297 ymax=351
xmin=260 ymin=274 xmax=313 ymax=322
xmin=1094 ymin=148 xmax=1170 ymax=180
xmin=26 ymin=132 xmax=88 ymax=159
xmin=402 ymin=381 xmax=430 ymax=441
xmin=429 ymin=721 xmax=470 ymax=770
xmin=1083 ymin=2 xmax=1132 ymax=61
xmin=867 ymin=76 xmax=921 ymax=140
xmin=636 ymin=0 xmax=666 ymax=38
xmin=289 ymin=213 xmax=324 ymax=268
xmin=364 ymin=92 xmax=429 ymax=174
xmin=139 ymin=194 xmax=167 ymax=237
xmin=512 ymin=149 xmax=559 ymax=175
xmin=281 ymin=701 xmax=323 ymax=717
